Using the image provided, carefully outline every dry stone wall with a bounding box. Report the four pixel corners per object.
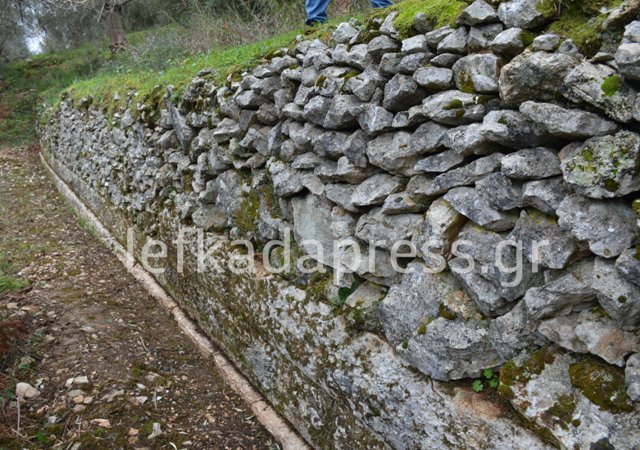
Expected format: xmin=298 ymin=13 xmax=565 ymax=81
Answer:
xmin=41 ymin=1 xmax=640 ymax=448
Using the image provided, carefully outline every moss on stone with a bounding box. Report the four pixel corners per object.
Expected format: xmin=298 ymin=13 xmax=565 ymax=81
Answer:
xmin=315 ymin=74 xmax=328 ymax=88
xmin=233 ymin=189 xmax=260 ymax=235
xmin=500 ymin=349 xmax=557 ymax=388
xmin=438 ymin=303 xmax=457 ymax=320
xmin=457 ymin=69 xmax=475 ymax=94
xmin=569 ymin=360 xmax=633 ymax=413
xmin=601 ymin=74 xmax=622 ymax=97
xmin=389 ymin=0 xmax=468 ymax=39
xmin=443 ymin=99 xmax=463 ymax=110
xmin=547 ymin=394 xmax=577 ymax=430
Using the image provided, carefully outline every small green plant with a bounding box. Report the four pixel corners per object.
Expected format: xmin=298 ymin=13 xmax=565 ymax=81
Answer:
xmin=472 ymin=368 xmax=500 ymax=392
xmin=331 ymin=279 xmax=360 ymax=311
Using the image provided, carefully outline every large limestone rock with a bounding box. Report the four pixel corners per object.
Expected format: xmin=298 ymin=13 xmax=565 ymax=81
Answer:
xmin=379 ymin=261 xmax=467 ymax=345
xmin=519 ymin=101 xmax=619 ymax=139
xmin=350 ymin=173 xmax=405 ymax=207
xmin=422 ymin=90 xmax=494 ymax=126
xmin=557 ymin=195 xmax=639 ymax=258
xmin=509 ymin=210 xmax=583 ymax=270
xmin=500 ymin=51 xmax=579 ymax=106
xmin=563 ymin=62 xmax=638 ymax=123
xmin=383 ymin=74 xmax=427 ymax=112
xmin=475 ymin=172 xmax=522 ymax=211
xmin=501 ymin=351 xmax=640 ymax=450
xmin=444 ymin=187 xmax=518 ymax=232
xmin=366 ymin=131 xmax=423 ymax=175
xmin=501 ymin=147 xmax=561 ymax=180
xmin=457 ymin=0 xmax=498 ymax=26
xmin=539 ymin=310 xmax=640 ymax=366
xmin=355 ymin=208 xmax=421 ymax=252
xmin=452 ymin=54 xmax=502 ymax=94
xmin=616 ymin=248 xmax=640 ymax=286
xmin=399 ymin=318 xmax=504 ymax=381
xmin=497 ymin=0 xmax=554 ymax=29
xmin=522 ymin=177 xmax=574 ymax=216
xmin=412 ymin=198 xmax=467 ymax=259
xmin=591 ymin=257 xmax=640 ymax=329
xmin=480 ymin=110 xmax=551 ymax=149
xmin=560 ymin=131 xmax=640 ymax=199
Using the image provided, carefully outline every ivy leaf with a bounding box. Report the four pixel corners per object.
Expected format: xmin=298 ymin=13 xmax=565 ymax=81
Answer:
xmin=472 ymin=380 xmax=484 ymax=393
xmin=489 ymin=379 xmax=499 ymax=389
xmin=483 ymin=368 xmax=494 ymax=380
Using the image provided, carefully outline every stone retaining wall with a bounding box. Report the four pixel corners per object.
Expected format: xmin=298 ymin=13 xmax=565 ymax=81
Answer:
xmin=40 ymin=1 xmax=640 ymax=448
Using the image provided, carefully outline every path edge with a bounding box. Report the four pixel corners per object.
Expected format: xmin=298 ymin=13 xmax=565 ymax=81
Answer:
xmin=40 ymin=152 xmax=312 ymax=450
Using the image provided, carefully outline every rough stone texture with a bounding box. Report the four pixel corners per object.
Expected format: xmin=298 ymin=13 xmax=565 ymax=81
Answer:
xmin=557 ymin=195 xmax=639 ymax=258
xmin=413 ymin=67 xmax=454 ymax=91
xmin=480 ymin=110 xmax=551 ymax=149
xmin=628 ymin=353 xmax=640 ymax=402
xmin=501 ymin=148 xmax=561 ymax=180
xmin=457 ymin=0 xmax=498 ymax=26
xmin=560 ymin=131 xmax=640 ymax=199
xmin=350 ymin=173 xmax=405 ymax=207
xmin=509 ymin=210 xmax=583 ymax=270
xmin=452 ymin=53 xmax=502 ymax=94
xmin=500 ymin=52 xmax=579 ymax=106
xmin=475 ymin=172 xmax=522 ymax=211
xmin=563 ymin=62 xmax=638 ymax=123
xmin=616 ymin=248 xmax=640 ymax=286
xmin=412 ymin=198 xmax=467 ymax=259
xmin=522 ymin=177 xmax=574 ymax=216
xmin=539 ymin=310 xmax=640 ymax=366
xmin=520 ymin=101 xmax=619 ymax=139
xmin=444 ymin=187 xmax=517 ymax=232
xmin=491 ymin=28 xmax=527 ymax=56
xmin=498 ymin=0 xmax=552 ymax=29
xmin=592 ymin=257 xmax=640 ymax=329
xmin=355 ymin=209 xmax=421 ymax=252
xmin=422 ymin=90 xmax=492 ymax=125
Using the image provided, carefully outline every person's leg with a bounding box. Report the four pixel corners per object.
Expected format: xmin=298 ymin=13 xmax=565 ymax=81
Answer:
xmin=306 ymin=0 xmax=331 ymax=25
xmin=370 ymin=0 xmax=393 ymax=8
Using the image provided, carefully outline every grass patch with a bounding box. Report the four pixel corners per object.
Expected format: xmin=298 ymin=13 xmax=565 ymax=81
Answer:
xmin=545 ymin=0 xmax=625 ymax=56
xmin=389 ymin=0 xmax=468 ymax=38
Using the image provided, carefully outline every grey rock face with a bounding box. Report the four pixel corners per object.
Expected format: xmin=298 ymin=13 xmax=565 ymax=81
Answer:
xmin=500 ymin=52 xmax=579 ymax=106
xmin=489 ymin=301 xmax=541 ymax=360
xmin=616 ymin=248 xmax=640 ymax=286
xmin=410 ymin=121 xmax=448 ymax=155
xmin=497 ymin=0 xmax=552 ymax=29
xmin=592 ymin=257 xmax=640 ymax=329
xmin=501 ymin=148 xmax=561 ymax=180
xmin=383 ymin=74 xmax=426 ymax=113
xmin=424 ymin=153 xmax=504 ymax=196
xmin=441 ymin=123 xmax=493 ymax=157
xmin=476 ymin=172 xmax=522 ymax=211
xmin=333 ymin=44 xmax=372 ymax=71
xmin=414 ymin=150 xmax=466 ymax=174
xmin=367 ymin=131 xmax=423 ymax=175
xmin=490 ymin=28 xmax=527 ymax=56
xmin=437 ymin=27 xmax=469 ymax=54
xmin=413 ymin=12 xmax=434 ymax=34
xmin=399 ymin=318 xmax=503 ymax=381
xmin=344 ymin=282 xmax=386 ymax=332
xmin=381 ymin=192 xmax=429 ymax=215
xmin=355 ymin=208 xmax=421 ymax=252
xmin=627 ymin=353 xmax=640 ymax=402
xmin=367 ymin=35 xmax=401 ymax=60
xmin=560 ymin=131 xmax=640 ymax=199
xmin=563 ymin=62 xmax=638 ymax=123
xmin=324 ymin=183 xmax=362 ymax=213
xmin=532 ymin=33 xmax=561 ymax=52
xmin=480 ymin=110 xmax=551 ymax=149
xmin=401 ymin=34 xmax=428 ymax=54
xmin=268 ymin=160 xmax=304 ymax=197
xmin=422 ymin=90 xmax=492 ymax=125
xmin=425 ymin=26 xmax=454 ymax=48
xmin=396 ymin=52 xmax=433 ymax=74
xmin=452 ymin=54 xmax=502 ymax=94
xmin=430 ymin=53 xmax=463 ymax=68
xmin=616 ymin=43 xmax=640 ymax=80
xmin=324 ymin=95 xmax=361 ymax=130
xmin=509 ymin=210 xmax=583 ymax=269
xmin=520 ymin=101 xmax=619 ymax=139
xmin=522 ymin=177 xmax=574 ymax=216
xmin=524 ymin=259 xmax=596 ymax=320
xmin=350 ymin=173 xmax=405 ymax=207
xmin=358 ymin=105 xmax=394 ymax=135
xmin=314 ymin=156 xmax=375 ymax=184
xmin=303 ymin=95 xmax=332 ymax=126
xmin=379 ymin=261 xmax=466 ymax=345
xmin=413 ymin=67 xmax=454 ymax=91
xmin=457 ymin=0 xmax=498 ymax=26
xmin=332 ymin=22 xmax=358 ymax=44
xmin=467 ymin=23 xmax=504 ymax=53
xmin=192 ymin=205 xmax=228 ymax=231
xmin=444 ymin=187 xmax=518 ymax=231
xmin=412 ymin=198 xmax=466 ymax=258
xmin=539 ymin=310 xmax=640 ymax=366
xmin=557 ymin=195 xmax=639 ymax=258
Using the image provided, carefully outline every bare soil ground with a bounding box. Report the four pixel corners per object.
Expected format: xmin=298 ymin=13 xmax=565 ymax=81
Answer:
xmin=0 ymin=145 xmax=277 ymax=449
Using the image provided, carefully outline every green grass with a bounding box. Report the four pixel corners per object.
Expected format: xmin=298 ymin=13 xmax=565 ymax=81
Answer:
xmin=389 ymin=0 xmax=468 ymax=38
xmin=0 ymin=44 xmax=107 ymax=147
xmin=0 ymin=253 xmax=29 ymax=296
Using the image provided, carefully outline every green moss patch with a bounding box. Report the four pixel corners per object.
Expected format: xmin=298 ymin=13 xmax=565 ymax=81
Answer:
xmin=601 ymin=74 xmax=622 ymax=97
xmin=569 ymin=360 xmax=633 ymax=413
xmin=389 ymin=0 xmax=468 ymax=39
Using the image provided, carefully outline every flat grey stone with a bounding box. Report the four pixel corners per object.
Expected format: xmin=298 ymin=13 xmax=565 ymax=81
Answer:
xmin=480 ymin=110 xmax=551 ymax=149
xmin=490 ymin=28 xmax=527 ymax=56
xmin=424 ymin=153 xmax=504 ymax=196
xmin=383 ymin=74 xmax=427 ymax=113
xmin=350 ymin=173 xmax=405 ymax=206
xmin=475 ymin=172 xmax=522 ymax=211
xmin=627 ymin=353 xmax=640 ymax=402
xmin=355 ymin=208 xmax=422 ymax=252
xmin=616 ymin=248 xmax=640 ymax=286
xmin=367 ymin=131 xmax=423 ymax=176
xmin=414 ymin=150 xmax=466 ymax=173
xmin=468 ymin=23 xmax=504 ymax=53
xmin=498 ymin=0 xmax=553 ymax=29
xmin=437 ymin=27 xmax=469 ymax=54
xmin=501 ymin=147 xmax=561 ymax=180
xmin=422 ymin=90 xmax=492 ymax=126
xmin=411 ymin=198 xmax=466 ymax=258
xmin=413 ymin=67 xmax=454 ymax=91
xmin=457 ymin=0 xmax=499 ymax=25
xmin=522 ymin=177 xmax=574 ymax=216
xmin=532 ymin=33 xmax=561 ymax=52
xmin=616 ymin=43 xmax=640 ymax=81
xmin=444 ymin=186 xmax=518 ymax=231
xmin=520 ymin=101 xmax=619 ymax=139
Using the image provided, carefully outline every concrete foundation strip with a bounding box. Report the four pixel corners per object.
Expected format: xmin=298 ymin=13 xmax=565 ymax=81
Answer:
xmin=40 ymin=153 xmax=311 ymax=450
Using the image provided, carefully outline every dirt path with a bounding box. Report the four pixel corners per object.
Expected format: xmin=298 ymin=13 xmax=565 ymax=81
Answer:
xmin=0 ymin=145 xmax=277 ymax=449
